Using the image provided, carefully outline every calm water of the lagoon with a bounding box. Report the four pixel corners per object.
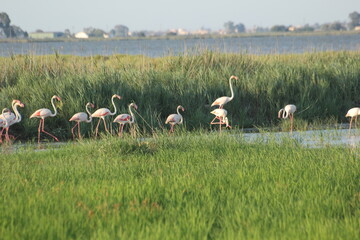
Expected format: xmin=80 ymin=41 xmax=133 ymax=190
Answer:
xmin=0 ymin=34 xmax=359 ymax=57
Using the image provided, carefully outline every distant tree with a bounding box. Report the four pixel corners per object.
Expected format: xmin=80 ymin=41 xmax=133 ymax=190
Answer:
xmin=224 ymin=21 xmax=235 ymax=34
xmin=132 ymin=31 xmax=146 ymax=37
xmin=321 ymin=22 xmax=346 ymax=31
xmin=64 ymin=29 xmax=72 ymax=37
xmin=0 ymin=12 xmax=10 ymax=28
xmin=234 ymin=23 xmax=246 ymax=33
xmin=348 ymin=11 xmax=360 ymax=30
xmin=84 ymin=27 xmax=106 ymax=37
xmin=270 ymin=25 xmax=288 ymax=32
xmin=110 ymin=25 xmax=129 ymax=37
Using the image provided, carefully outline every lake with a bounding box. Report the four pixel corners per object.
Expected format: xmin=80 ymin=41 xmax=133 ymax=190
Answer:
xmin=0 ymin=34 xmax=359 ymax=57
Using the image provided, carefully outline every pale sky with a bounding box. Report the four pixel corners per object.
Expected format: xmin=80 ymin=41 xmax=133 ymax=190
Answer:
xmin=2 ymin=0 xmax=359 ymax=33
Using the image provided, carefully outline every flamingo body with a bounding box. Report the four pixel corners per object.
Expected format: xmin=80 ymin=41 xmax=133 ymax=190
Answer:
xmin=210 ymin=108 xmax=231 ymax=131
xmin=69 ymin=102 xmax=94 ymax=140
xmin=91 ymin=94 xmax=121 ymax=136
xmin=113 ymin=103 xmax=138 ymax=137
xmin=30 ymin=108 xmax=53 ymax=119
xmin=165 ymin=105 xmax=184 ymax=133
xmin=211 ymin=75 xmax=238 ymax=109
xmin=278 ymin=104 xmax=296 ymax=133
xmin=345 ymin=107 xmax=360 ymax=132
xmin=30 ymin=95 xmax=61 ymax=143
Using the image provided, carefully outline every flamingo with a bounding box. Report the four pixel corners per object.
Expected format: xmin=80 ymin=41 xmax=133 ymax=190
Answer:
xmin=69 ymin=102 xmax=95 ymax=140
xmin=0 ymin=100 xmax=25 ymax=143
xmin=211 ymin=75 xmax=238 ymax=109
xmin=0 ymin=108 xmax=10 ymax=143
xmin=278 ymin=104 xmax=297 ymax=133
xmin=91 ymin=94 xmax=121 ymax=136
xmin=345 ymin=107 xmax=360 ymax=132
xmin=210 ymin=108 xmax=231 ymax=133
xmin=113 ymin=103 xmax=138 ymax=137
xmin=165 ymin=105 xmax=185 ymax=133
xmin=30 ymin=95 xmax=61 ymax=143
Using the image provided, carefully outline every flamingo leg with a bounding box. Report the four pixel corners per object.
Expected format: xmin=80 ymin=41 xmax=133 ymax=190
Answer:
xmin=118 ymin=124 xmax=125 ymax=137
xmin=78 ymin=123 xmax=82 ymax=140
xmin=102 ymin=118 xmax=109 ymax=134
xmin=71 ymin=123 xmax=77 ymax=140
xmin=95 ymin=118 xmax=101 ymax=137
xmin=355 ymin=116 xmax=358 ymax=129
xmin=349 ymin=117 xmax=353 ymax=134
xmin=290 ymin=114 xmax=294 ymax=134
xmin=41 ymin=119 xmax=59 ymax=142
xmin=38 ymin=119 xmax=43 ymax=144
xmin=0 ymin=128 xmax=4 ymax=143
xmin=5 ymin=127 xmax=10 ymax=142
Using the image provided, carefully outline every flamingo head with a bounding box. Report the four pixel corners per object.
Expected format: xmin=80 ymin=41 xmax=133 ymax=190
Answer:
xmin=113 ymin=94 xmax=122 ymax=100
xmin=52 ymin=95 xmax=61 ymax=101
xmin=131 ymin=103 xmax=138 ymax=110
xmin=178 ymin=105 xmax=185 ymax=112
xmin=12 ymin=100 xmax=25 ymax=107
xmin=87 ymin=102 xmax=95 ymax=108
xmin=230 ymin=75 xmax=238 ymax=80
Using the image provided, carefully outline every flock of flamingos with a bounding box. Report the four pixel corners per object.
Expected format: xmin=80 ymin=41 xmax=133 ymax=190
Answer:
xmin=0 ymin=75 xmax=359 ymax=144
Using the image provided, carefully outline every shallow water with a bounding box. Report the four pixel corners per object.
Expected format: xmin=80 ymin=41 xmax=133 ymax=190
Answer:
xmin=1 ymin=128 xmax=359 ymax=154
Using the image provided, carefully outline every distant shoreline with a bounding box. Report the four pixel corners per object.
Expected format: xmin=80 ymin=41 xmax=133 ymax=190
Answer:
xmin=0 ymin=30 xmax=359 ymax=43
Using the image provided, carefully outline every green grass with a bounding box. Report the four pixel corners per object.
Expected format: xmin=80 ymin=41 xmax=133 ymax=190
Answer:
xmin=0 ymin=51 xmax=360 ymax=141
xmin=1 ymin=133 xmax=359 ymax=239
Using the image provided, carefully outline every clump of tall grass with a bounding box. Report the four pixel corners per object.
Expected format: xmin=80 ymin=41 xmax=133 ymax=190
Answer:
xmin=0 ymin=51 xmax=359 ymax=140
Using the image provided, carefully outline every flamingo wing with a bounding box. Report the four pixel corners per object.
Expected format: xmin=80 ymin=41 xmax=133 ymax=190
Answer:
xmin=69 ymin=112 xmax=87 ymax=122
xmin=30 ymin=108 xmax=52 ymax=118
xmin=114 ymin=114 xmax=131 ymax=123
xmin=211 ymin=96 xmax=230 ymax=107
xmin=91 ymin=108 xmax=110 ymax=118
xmin=166 ymin=114 xmax=181 ymax=124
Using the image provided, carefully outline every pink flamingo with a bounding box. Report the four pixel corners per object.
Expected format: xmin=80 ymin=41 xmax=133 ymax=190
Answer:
xmin=278 ymin=104 xmax=297 ymax=133
xmin=345 ymin=107 xmax=360 ymax=133
xmin=91 ymin=94 xmax=121 ymax=136
xmin=165 ymin=105 xmax=185 ymax=133
xmin=30 ymin=95 xmax=61 ymax=143
xmin=113 ymin=103 xmax=138 ymax=137
xmin=69 ymin=102 xmax=95 ymax=140
xmin=210 ymin=108 xmax=231 ymax=133
xmin=211 ymin=75 xmax=238 ymax=109
xmin=0 ymin=100 xmax=25 ymax=143
xmin=0 ymin=108 xmax=10 ymax=143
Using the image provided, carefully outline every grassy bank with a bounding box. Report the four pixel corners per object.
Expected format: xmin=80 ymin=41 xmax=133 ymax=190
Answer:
xmin=0 ymin=51 xmax=360 ymax=140
xmin=1 ymin=133 xmax=359 ymax=239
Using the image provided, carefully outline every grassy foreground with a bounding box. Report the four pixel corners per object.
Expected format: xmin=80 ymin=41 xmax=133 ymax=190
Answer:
xmin=0 ymin=51 xmax=360 ymax=140
xmin=1 ymin=133 xmax=359 ymax=239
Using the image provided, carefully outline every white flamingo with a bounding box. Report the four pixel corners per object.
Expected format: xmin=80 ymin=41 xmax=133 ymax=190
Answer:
xmin=211 ymin=75 xmax=238 ymax=109
xmin=69 ymin=102 xmax=95 ymax=140
xmin=278 ymin=104 xmax=297 ymax=133
xmin=30 ymin=95 xmax=61 ymax=143
xmin=113 ymin=103 xmax=138 ymax=137
xmin=345 ymin=107 xmax=360 ymax=132
xmin=0 ymin=108 xmax=10 ymax=143
xmin=91 ymin=94 xmax=121 ymax=136
xmin=210 ymin=108 xmax=231 ymax=132
xmin=0 ymin=100 xmax=25 ymax=143
xmin=165 ymin=105 xmax=185 ymax=133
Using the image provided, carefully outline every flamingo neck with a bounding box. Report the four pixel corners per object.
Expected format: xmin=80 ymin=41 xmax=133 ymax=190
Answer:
xmin=283 ymin=109 xmax=289 ymax=119
xmin=1 ymin=108 xmax=9 ymax=127
xmin=129 ymin=105 xmax=135 ymax=124
xmin=85 ymin=104 xmax=93 ymax=123
xmin=177 ymin=106 xmax=183 ymax=124
xmin=110 ymin=96 xmax=117 ymax=116
xmin=12 ymin=103 xmax=22 ymax=123
xmin=229 ymin=77 xmax=234 ymax=101
xmin=278 ymin=109 xmax=284 ymax=118
xmin=50 ymin=97 xmax=58 ymax=117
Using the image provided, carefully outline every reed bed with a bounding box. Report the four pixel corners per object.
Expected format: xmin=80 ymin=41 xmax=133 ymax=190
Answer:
xmin=0 ymin=51 xmax=360 ymax=140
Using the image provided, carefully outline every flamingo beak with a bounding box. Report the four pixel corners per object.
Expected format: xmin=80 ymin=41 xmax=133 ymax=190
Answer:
xmin=135 ymin=104 xmax=138 ymax=110
xmin=91 ymin=103 xmax=95 ymax=108
xmin=182 ymin=107 xmax=185 ymax=111
xmin=20 ymin=103 xmax=25 ymax=107
xmin=57 ymin=97 xmax=62 ymax=101
xmin=116 ymin=95 xmax=122 ymax=99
